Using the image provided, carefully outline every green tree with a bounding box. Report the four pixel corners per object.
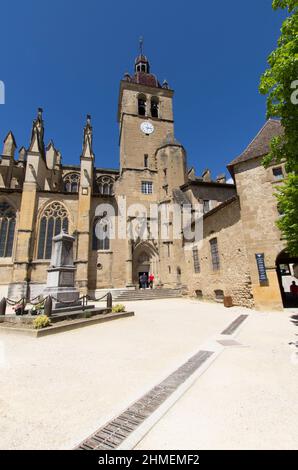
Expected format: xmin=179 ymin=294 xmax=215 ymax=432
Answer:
xmin=259 ymin=0 xmax=298 ymax=256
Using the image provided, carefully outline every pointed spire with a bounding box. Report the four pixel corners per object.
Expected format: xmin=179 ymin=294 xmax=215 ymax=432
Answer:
xmin=135 ymin=37 xmax=150 ymax=73
xmin=46 ymin=139 xmax=55 ymax=151
xmin=46 ymin=140 xmax=58 ymax=169
xmin=18 ymin=146 xmax=27 ymax=162
xmin=2 ymin=131 xmax=17 ymax=157
xmin=82 ymin=114 xmax=93 ymax=158
xmin=29 ymin=107 xmax=45 ymax=157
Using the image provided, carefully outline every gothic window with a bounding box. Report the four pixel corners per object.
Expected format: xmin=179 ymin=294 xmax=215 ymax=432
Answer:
xmin=63 ymin=173 xmax=80 ymax=193
xmin=97 ymin=176 xmax=114 ymax=195
xmin=93 ymin=215 xmax=110 ymax=251
xmin=210 ymin=237 xmax=220 ymax=271
xmin=37 ymin=202 xmax=69 ymax=259
xmin=138 ymin=94 xmax=146 ymax=116
xmin=192 ymin=247 xmax=200 ymax=273
xmin=0 ymin=202 xmax=16 ymax=257
xmin=151 ymin=97 xmax=159 ymax=118
xmin=144 ymin=154 xmax=148 ymax=167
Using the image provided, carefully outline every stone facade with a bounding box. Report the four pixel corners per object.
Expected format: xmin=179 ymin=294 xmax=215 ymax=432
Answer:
xmin=183 ymin=197 xmax=254 ymax=309
xmin=0 ymin=53 xmax=288 ymax=310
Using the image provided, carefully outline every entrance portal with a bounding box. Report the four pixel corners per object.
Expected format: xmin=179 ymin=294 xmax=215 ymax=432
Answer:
xmin=132 ymin=242 xmax=159 ymax=288
xmin=276 ymin=250 xmax=298 ymax=308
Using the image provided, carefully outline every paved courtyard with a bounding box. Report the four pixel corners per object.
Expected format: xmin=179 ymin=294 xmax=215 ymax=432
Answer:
xmin=0 ymin=299 xmax=297 ymax=450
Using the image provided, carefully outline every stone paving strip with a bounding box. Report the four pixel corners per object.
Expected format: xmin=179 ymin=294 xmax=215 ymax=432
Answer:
xmin=221 ymin=314 xmax=248 ymax=335
xmin=75 ymin=313 xmax=250 ymax=450
xmin=75 ymin=350 xmax=213 ymax=450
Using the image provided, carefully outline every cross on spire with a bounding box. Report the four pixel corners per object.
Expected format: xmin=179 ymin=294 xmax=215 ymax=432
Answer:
xmin=139 ymin=36 xmax=144 ymax=55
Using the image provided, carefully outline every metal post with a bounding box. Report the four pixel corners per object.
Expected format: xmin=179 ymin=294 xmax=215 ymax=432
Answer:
xmin=0 ymin=297 xmax=6 ymax=316
xmin=107 ymin=292 xmax=112 ymax=309
xmin=44 ymin=296 xmax=53 ymax=317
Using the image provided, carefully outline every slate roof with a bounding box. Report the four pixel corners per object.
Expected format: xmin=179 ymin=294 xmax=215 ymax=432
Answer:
xmin=131 ymin=72 xmax=161 ymax=88
xmin=172 ymin=188 xmax=191 ymax=206
xmin=227 ymin=119 xmax=283 ymax=172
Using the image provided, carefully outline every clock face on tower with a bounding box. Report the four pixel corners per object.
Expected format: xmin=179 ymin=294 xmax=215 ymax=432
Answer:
xmin=140 ymin=121 xmax=154 ymax=134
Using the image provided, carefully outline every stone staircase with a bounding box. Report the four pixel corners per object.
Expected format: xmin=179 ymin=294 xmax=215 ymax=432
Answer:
xmin=113 ymin=288 xmax=183 ymax=302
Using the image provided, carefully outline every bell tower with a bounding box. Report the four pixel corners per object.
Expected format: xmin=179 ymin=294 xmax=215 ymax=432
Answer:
xmin=118 ymin=40 xmax=175 ymax=172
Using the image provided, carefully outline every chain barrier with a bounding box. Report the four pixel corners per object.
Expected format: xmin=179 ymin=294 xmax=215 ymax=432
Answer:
xmin=87 ymin=293 xmax=109 ymax=302
xmin=3 ymin=291 xmax=112 ymax=314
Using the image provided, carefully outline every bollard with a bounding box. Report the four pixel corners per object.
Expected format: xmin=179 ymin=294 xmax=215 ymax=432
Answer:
xmin=0 ymin=297 xmax=6 ymax=316
xmin=107 ymin=292 xmax=112 ymax=309
xmin=44 ymin=296 xmax=53 ymax=317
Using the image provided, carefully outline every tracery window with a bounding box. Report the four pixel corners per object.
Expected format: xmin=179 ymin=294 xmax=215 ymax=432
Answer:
xmin=0 ymin=202 xmax=16 ymax=257
xmin=97 ymin=176 xmax=114 ymax=195
xmin=37 ymin=202 xmax=69 ymax=259
xmin=63 ymin=173 xmax=80 ymax=193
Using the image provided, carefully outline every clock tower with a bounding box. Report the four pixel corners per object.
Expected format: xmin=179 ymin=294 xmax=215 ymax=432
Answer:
xmin=117 ymin=50 xmax=175 ymax=172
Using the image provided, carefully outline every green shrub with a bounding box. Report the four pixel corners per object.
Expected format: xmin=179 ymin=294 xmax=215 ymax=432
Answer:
xmin=33 ymin=315 xmax=50 ymax=329
xmin=112 ymin=304 xmax=126 ymax=313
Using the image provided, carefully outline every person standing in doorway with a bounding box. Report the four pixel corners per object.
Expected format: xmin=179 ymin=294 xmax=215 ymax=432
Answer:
xmin=149 ymin=273 xmax=155 ymax=289
xmin=140 ymin=273 xmax=148 ymax=289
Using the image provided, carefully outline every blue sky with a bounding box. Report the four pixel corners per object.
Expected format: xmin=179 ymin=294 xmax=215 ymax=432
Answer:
xmin=0 ymin=0 xmax=285 ymax=179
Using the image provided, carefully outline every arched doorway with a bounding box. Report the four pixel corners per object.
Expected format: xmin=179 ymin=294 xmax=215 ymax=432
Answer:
xmin=132 ymin=241 xmax=159 ymax=288
xmin=276 ymin=250 xmax=298 ymax=308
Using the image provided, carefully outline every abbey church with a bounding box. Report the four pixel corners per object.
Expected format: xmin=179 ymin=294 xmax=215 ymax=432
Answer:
xmin=0 ymin=51 xmax=294 ymax=311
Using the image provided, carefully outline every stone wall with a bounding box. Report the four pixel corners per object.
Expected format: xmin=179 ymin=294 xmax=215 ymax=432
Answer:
xmin=234 ymin=158 xmax=285 ymax=310
xmin=183 ymin=197 xmax=254 ymax=308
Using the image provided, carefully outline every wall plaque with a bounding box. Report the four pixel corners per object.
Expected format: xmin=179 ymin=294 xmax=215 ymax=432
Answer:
xmin=255 ymin=253 xmax=268 ymax=283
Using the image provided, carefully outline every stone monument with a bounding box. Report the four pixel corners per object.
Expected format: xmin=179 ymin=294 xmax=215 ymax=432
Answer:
xmin=44 ymin=230 xmax=81 ymax=309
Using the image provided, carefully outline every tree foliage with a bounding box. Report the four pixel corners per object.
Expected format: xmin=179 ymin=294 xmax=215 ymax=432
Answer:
xmin=259 ymin=0 xmax=298 ymax=256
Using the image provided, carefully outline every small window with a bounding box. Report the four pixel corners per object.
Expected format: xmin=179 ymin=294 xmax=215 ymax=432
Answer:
xmin=214 ymin=289 xmax=224 ymax=301
xmin=203 ymin=200 xmax=210 ymax=213
xmin=192 ymin=247 xmax=200 ymax=273
xmin=141 ymin=181 xmax=153 ymax=194
xmin=144 ymin=154 xmax=148 ymax=167
xmin=210 ymin=237 xmax=220 ymax=271
xmin=195 ymin=289 xmax=203 ymax=299
xmin=273 ymin=167 xmax=283 ymax=180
